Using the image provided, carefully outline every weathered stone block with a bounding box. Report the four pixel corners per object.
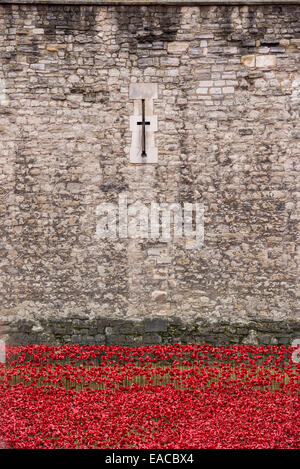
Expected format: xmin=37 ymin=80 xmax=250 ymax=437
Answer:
xmin=167 ymin=42 xmax=189 ymax=54
xmin=241 ymin=55 xmax=256 ymax=68
xmin=196 ymin=87 xmax=208 ymax=95
xmin=242 ymin=330 xmax=259 ymax=346
xmin=256 ymin=55 xmax=277 ymax=68
xmin=160 ymin=57 xmax=180 ymax=66
xmin=143 ymin=334 xmax=163 ymax=345
xmin=145 ymin=318 xmax=168 ymax=333
xmin=94 ymin=334 xmax=106 ymax=343
xmin=277 ymin=336 xmax=291 ymax=345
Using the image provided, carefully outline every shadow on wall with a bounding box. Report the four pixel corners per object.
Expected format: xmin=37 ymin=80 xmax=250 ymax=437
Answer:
xmin=114 ymin=5 xmax=181 ymax=52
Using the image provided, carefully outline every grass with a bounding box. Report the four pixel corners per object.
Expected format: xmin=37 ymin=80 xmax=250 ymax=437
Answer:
xmin=2 ymin=363 xmax=297 ymax=393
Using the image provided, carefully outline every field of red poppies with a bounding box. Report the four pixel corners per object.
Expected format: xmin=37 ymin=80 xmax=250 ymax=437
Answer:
xmin=0 ymin=344 xmax=299 ymax=449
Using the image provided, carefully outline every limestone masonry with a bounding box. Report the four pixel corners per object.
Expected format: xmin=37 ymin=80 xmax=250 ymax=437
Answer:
xmin=0 ymin=1 xmax=299 ymax=346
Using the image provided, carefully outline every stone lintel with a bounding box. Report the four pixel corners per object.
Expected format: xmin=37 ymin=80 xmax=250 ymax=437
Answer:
xmin=130 ymin=83 xmax=158 ymax=101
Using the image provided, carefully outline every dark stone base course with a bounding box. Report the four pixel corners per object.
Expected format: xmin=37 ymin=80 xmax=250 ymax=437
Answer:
xmin=1 ymin=316 xmax=299 ymax=347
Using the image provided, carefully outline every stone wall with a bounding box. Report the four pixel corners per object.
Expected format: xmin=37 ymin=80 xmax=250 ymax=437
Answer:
xmin=0 ymin=2 xmax=299 ymax=346
xmin=3 ymin=315 xmax=299 ymax=346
